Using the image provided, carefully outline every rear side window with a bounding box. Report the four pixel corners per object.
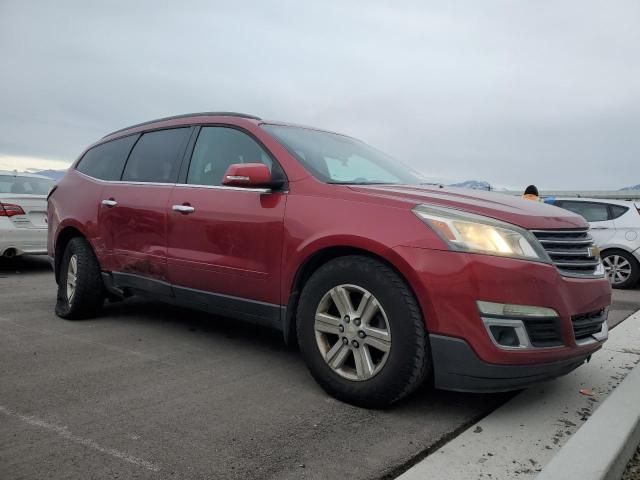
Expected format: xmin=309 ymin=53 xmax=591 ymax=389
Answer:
xmin=122 ymin=128 xmax=190 ymax=183
xmin=76 ymin=135 xmax=138 ymax=181
xmin=558 ymin=201 xmax=610 ymax=222
xmin=186 ymin=127 xmax=278 ymax=186
xmin=610 ymin=205 xmax=629 ymax=219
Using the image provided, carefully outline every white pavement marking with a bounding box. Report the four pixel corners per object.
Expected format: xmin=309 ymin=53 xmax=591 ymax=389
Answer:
xmin=398 ymin=310 xmax=640 ymax=480
xmin=0 ymin=405 xmax=160 ymax=472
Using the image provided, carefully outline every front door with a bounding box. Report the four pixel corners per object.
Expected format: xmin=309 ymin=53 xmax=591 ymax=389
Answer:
xmin=166 ymin=126 xmax=287 ymax=323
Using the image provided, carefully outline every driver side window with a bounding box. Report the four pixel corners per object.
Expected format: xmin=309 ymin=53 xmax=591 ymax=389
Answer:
xmin=187 ymin=127 xmax=274 ymax=186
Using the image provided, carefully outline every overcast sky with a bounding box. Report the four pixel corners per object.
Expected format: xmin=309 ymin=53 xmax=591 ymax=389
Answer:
xmin=1 ymin=1 xmax=638 ymax=189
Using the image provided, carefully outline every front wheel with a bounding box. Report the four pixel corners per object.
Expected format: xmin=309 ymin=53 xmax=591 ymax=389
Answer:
xmin=55 ymin=237 xmax=105 ymax=319
xmin=297 ymin=255 xmax=430 ymax=408
xmin=602 ymin=249 xmax=639 ymax=289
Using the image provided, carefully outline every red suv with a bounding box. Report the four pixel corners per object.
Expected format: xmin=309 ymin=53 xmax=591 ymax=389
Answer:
xmin=48 ymin=112 xmax=611 ymax=407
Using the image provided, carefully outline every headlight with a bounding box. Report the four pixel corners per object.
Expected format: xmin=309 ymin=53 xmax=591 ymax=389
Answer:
xmin=412 ymin=204 xmax=551 ymax=262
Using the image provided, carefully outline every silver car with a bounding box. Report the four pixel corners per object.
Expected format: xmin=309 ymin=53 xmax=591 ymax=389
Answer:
xmin=550 ymin=197 xmax=640 ymax=289
xmin=0 ymin=171 xmax=54 ymax=259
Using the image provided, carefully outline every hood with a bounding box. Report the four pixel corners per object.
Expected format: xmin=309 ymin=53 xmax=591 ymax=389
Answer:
xmin=348 ymin=185 xmax=587 ymax=230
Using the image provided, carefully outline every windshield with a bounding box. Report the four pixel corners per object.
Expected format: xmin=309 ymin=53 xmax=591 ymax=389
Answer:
xmin=262 ymin=125 xmax=424 ymax=185
xmin=0 ymin=175 xmax=54 ymax=194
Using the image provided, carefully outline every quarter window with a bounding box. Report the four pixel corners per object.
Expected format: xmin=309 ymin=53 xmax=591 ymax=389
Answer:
xmin=186 ymin=127 xmax=277 ymax=186
xmin=610 ymin=205 xmax=629 ymax=220
xmin=76 ymin=135 xmax=138 ymax=181
xmin=558 ymin=201 xmax=610 ymax=222
xmin=122 ymin=128 xmax=190 ymax=183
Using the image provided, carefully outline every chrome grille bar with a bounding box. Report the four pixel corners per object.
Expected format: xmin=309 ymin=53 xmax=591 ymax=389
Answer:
xmin=537 ymin=238 xmax=593 ymax=245
xmin=531 ymin=228 xmax=603 ymax=278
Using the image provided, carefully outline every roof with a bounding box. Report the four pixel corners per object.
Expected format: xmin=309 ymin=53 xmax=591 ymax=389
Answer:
xmin=103 ymin=112 xmax=262 ymax=138
xmin=551 ymin=197 xmax=639 ymax=207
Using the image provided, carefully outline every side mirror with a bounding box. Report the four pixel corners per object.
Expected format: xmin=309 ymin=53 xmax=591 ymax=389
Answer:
xmin=222 ymin=163 xmax=273 ymax=188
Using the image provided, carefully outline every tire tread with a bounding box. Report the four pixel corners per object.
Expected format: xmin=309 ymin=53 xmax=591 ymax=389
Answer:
xmin=55 ymin=237 xmax=104 ymax=319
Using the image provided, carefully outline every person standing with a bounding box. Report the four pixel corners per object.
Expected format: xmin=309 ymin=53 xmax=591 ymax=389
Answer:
xmin=522 ymin=185 xmax=543 ymax=202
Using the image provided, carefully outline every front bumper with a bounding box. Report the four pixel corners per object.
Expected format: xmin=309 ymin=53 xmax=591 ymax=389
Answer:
xmin=430 ymin=334 xmax=596 ymax=392
xmin=391 ymin=246 xmax=611 ymax=388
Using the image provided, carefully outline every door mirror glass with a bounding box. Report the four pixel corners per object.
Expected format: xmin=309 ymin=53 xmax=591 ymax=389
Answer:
xmin=222 ymin=163 xmax=273 ymax=188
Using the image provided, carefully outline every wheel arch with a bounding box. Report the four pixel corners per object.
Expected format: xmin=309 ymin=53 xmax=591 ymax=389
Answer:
xmin=601 ymin=245 xmax=637 ymax=256
xmin=282 ymin=244 xmax=425 ymax=346
xmin=53 ymin=226 xmax=88 ymax=283
xmin=600 ymin=246 xmax=640 ymax=267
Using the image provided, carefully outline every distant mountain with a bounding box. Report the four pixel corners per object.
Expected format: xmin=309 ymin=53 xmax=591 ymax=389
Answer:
xmin=620 ymin=184 xmax=640 ymax=191
xmin=32 ymin=169 xmax=66 ymax=181
xmin=448 ymin=180 xmax=492 ymax=191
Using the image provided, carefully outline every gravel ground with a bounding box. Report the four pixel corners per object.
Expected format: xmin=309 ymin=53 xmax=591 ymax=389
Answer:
xmin=623 ymin=443 xmax=640 ymax=480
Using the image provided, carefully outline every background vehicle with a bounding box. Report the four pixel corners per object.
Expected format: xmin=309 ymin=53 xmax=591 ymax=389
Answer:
xmin=48 ymin=112 xmax=611 ymax=408
xmin=549 ymin=198 xmax=640 ymax=289
xmin=0 ymin=171 xmax=54 ymax=259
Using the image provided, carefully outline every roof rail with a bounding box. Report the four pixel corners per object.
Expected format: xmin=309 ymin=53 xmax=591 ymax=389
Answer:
xmin=102 ymin=112 xmax=262 ymax=138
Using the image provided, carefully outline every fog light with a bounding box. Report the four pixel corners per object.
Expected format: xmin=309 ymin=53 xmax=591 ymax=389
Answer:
xmin=478 ymin=301 xmax=563 ymax=350
xmin=489 ymin=325 xmax=520 ymax=347
xmin=477 ymin=301 xmax=558 ymax=318
xmin=481 ymin=318 xmax=531 ymax=350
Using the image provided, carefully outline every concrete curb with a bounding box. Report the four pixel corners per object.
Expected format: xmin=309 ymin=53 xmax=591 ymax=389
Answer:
xmin=396 ymin=310 xmax=640 ymax=480
xmin=536 ymin=360 xmax=640 ymax=480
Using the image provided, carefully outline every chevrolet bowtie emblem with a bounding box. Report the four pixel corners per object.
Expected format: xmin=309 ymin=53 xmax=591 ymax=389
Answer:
xmin=587 ymin=246 xmax=600 ymax=258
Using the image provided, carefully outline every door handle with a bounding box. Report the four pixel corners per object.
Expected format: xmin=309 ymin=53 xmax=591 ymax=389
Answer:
xmin=172 ymin=204 xmax=195 ymax=214
xmin=590 ymin=227 xmax=607 ymax=230
xmin=101 ymin=199 xmax=118 ymax=207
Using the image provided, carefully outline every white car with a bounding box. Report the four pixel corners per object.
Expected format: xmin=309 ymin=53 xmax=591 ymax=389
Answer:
xmin=0 ymin=171 xmax=55 ymax=259
xmin=549 ymin=197 xmax=640 ymax=289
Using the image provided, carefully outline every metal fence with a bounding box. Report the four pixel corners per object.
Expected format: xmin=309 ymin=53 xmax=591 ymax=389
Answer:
xmin=504 ymin=190 xmax=640 ymax=201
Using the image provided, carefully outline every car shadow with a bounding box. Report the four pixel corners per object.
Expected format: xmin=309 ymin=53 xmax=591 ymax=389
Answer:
xmin=0 ymin=255 xmax=52 ymax=274
xmin=101 ymin=296 xmax=290 ymax=352
xmin=98 ymin=296 xmax=515 ymax=413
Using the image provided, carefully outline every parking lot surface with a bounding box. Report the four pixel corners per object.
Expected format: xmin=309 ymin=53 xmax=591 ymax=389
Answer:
xmin=1 ymin=257 xmax=638 ymax=480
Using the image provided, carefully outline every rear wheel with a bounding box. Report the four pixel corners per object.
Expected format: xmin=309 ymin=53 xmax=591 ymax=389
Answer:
xmin=297 ymin=255 xmax=430 ymax=408
xmin=55 ymin=237 xmax=105 ymax=319
xmin=602 ymin=249 xmax=639 ymax=289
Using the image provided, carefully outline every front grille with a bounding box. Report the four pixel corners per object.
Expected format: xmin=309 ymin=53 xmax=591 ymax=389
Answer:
xmin=523 ymin=318 xmax=563 ymax=347
xmin=531 ymin=229 xmax=602 ymax=278
xmin=572 ymin=309 xmax=606 ymax=340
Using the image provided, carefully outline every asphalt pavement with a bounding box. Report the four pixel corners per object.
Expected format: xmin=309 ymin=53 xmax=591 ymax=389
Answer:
xmin=0 ymin=256 xmax=638 ymax=480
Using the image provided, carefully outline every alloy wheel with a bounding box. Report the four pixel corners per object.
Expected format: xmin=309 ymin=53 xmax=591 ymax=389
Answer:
xmin=314 ymin=284 xmax=391 ymax=381
xmin=66 ymin=254 xmax=78 ymax=305
xmin=603 ymin=254 xmax=632 ymax=285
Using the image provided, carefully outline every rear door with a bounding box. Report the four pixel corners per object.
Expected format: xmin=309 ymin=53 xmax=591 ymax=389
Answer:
xmin=555 ymin=200 xmax=616 ymax=246
xmin=99 ymin=128 xmax=192 ymax=288
xmin=607 ymin=203 xmax=640 ymax=248
xmin=166 ymin=126 xmax=287 ymax=323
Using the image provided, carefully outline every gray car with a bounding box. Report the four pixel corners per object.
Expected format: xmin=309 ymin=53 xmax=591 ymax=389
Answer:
xmin=550 ymin=197 xmax=640 ymax=289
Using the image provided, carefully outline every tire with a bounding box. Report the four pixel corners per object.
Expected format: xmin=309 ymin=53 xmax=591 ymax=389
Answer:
xmin=55 ymin=237 xmax=105 ymax=319
xmin=602 ymin=249 xmax=639 ymax=290
xmin=296 ymin=255 xmax=430 ymax=408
